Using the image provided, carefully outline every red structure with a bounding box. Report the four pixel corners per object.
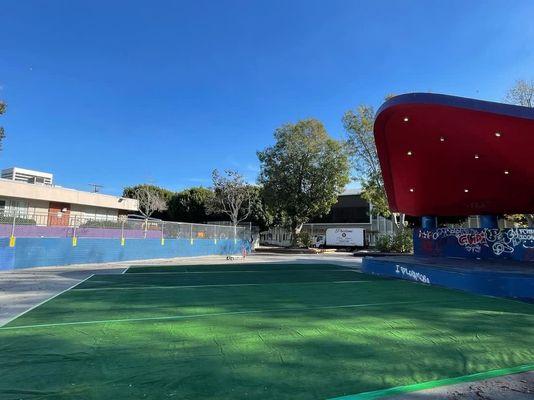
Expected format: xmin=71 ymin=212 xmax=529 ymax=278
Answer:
xmin=374 ymin=93 xmax=534 ymax=217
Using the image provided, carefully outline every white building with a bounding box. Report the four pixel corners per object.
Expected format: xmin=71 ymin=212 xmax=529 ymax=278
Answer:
xmin=0 ymin=167 xmax=138 ymax=226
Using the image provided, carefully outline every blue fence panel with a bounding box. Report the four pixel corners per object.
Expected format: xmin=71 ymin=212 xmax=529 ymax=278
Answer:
xmin=0 ymin=238 xmax=247 ymax=270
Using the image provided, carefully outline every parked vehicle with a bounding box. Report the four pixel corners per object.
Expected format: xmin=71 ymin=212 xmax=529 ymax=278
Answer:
xmin=313 ymin=228 xmax=365 ymax=249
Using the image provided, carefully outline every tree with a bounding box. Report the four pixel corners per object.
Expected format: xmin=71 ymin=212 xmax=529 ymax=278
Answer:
xmin=258 ymin=119 xmax=350 ymax=240
xmin=504 ymin=80 xmax=534 ymax=227
xmin=0 ymin=101 xmax=6 ymax=149
xmin=248 ymin=186 xmax=275 ymax=231
xmin=343 ymin=103 xmax=406 ymax=228
xmin=123 ymin=184 xmax=168 ymax=219
xmin=207 ymin=169 xmax=252 ymax=226
xmin=505 ymin=79 xmax=534 ymax=108
xmin=168 ymin=187 xmax=214 ymax=223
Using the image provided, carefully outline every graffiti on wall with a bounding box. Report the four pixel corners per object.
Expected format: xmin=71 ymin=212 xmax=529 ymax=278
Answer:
xmin=416 ymin=228 xmax=534 ymax=261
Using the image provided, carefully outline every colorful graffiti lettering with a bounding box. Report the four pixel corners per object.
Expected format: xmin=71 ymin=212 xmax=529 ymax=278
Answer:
xmin=417 ymin=228 xmax=534 ymax=260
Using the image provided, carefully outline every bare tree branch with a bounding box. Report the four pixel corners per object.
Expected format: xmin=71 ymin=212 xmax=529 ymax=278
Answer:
xmin=130 ymin=186 xmax=168 ymax=219
xmin=207 ymin=169 xmax=252 ymax=226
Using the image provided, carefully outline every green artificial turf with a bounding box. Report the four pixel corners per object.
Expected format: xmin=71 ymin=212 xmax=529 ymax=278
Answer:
xmin=1 ymin=263 xmax=533 ymax=400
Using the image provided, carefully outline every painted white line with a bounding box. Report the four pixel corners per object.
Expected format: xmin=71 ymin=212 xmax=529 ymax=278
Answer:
xmin=123 ymin=269 xmax=357 ymax=275
xmin=70 ymin=280 xmax=375 ymax=291
xmin=121 ymin=267 xmax=130 ymax=274
xmin=0 ymin=274 xmax=95 ymax=327
xmin=0 ymin=299 xmax=443 ymax=330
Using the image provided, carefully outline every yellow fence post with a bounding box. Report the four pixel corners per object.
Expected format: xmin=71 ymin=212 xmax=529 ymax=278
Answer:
xmin=72 ymin=216 xmax=77 ymax=246
xmin=9 ymin=215 xmax=16 ymax=247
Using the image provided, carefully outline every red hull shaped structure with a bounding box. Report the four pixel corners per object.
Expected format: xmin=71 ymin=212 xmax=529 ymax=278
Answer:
xmin=374 ymin=93 xmax=534 ymax=216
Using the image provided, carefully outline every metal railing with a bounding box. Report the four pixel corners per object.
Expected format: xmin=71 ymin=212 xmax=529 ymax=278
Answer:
xmin=0 ymin=210 xmax=248 ymax=241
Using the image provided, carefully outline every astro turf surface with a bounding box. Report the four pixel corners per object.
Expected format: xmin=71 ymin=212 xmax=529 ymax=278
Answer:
xmin=1 ymin=263 xmax=533 ymax=400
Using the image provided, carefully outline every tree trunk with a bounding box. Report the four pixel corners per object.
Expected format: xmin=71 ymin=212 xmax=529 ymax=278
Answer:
xmin=392 ymin=213 xmax=406 ymax=230
xmin=526 ymin=214 xmax=534 ymax=228
xmin=291 ymin=223 xmax=304 ymax=247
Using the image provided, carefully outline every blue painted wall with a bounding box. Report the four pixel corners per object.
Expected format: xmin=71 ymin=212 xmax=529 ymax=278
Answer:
xmin=414 ymin=228 xmax=534 ymax=262
xmin=0 ymin=238 xmax=248 ymax=270
xmin=362 ymin=257 xmax=534 ymax=301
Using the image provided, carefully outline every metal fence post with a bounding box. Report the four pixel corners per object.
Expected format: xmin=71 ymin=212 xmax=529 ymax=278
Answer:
xmin=161 ymin=221 xmax=165 ymax=246
xmin=214 ymin=225 xmax=217 ymax=244
xmin=72 ymin=215 xmax=78 ymax=247
xmin=190 ymin=223 xmax=193 ymax=245
xmin=121 ymin=220 xmax=125 ymax=246
xmin=9 ymin=214 xmax=16 ymax=247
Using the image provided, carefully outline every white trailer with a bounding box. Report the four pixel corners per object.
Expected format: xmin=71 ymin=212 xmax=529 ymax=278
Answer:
xmin=314 ymin=228 xmax=365 ymax=248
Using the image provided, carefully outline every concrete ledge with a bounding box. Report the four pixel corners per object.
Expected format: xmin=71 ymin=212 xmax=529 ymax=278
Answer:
xmin=361 ymin=256 xmax=534 ymax=301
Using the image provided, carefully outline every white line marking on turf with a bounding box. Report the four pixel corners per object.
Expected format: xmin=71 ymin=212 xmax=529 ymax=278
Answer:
xmin=0 ymin=299 xmax=445 ymax=330
xmin=70 ymin=280 xmax=374 ymax=291
xmin=123 ymin=269 xmax=357 ymax=275
xmin=121 ymin=267 xmax=130 ymax=274
xmin=0 ymin=274 xmax=95 ymax=327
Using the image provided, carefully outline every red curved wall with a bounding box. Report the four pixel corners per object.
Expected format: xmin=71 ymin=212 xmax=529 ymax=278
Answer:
xmin=374 ymin=93 xmax=534 ymax=216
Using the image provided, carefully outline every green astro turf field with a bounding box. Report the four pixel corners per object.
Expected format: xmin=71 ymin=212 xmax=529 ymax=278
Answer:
xmin=1 ymin=263 xmax=533 ymax=400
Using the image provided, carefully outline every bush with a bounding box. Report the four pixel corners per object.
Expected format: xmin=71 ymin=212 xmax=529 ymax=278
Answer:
xmin=375 ymin=234 xmax=393 ymax=252
xmin=391 ymin=228 xmax=413 ymax=253
xmin=80 ymin=220 xmax=123 ymax=229
xmin=0 ymin=216 xmax=37 ymax=225
xmin=375 ymin=228 xmax=413 ymax=253
xmin=296 ymin=231 xmax=313 ymax=248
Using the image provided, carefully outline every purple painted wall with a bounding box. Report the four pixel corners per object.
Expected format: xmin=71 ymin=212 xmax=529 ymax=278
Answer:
xmin=0 ymin=224 xmax=162 ymax=239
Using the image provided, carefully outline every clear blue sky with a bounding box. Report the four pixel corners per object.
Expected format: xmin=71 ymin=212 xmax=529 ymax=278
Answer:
xmin=1 ymin=1 xmax=533 ymax=195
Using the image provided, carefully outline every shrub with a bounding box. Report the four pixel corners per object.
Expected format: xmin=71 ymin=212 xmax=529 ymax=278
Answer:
xmin=375 ymin=234 xmax=393 ymax=252
xmin=296 ymin=231 xmax=313 ymax=248
xmin=390 ymin=228 xmax=413 ymax=253
xmin=375 ymin=228 xmax=413 ymax=253
xmin=80 ymin=220 xmax=123 ymax=229
xmin=0 ymin=216 xmax=37 ymax=225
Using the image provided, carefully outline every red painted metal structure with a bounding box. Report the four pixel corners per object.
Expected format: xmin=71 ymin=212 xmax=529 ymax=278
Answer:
xmin=374 ymin=93 xmax=534 ymax=216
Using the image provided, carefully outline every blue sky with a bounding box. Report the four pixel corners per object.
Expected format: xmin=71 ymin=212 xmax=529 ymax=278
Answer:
xmin=1 ymin=1 xmax=533 ymax=195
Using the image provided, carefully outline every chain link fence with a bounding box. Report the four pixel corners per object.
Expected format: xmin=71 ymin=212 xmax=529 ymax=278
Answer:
xmin=0 ymin=211 xmax=248 ymax=241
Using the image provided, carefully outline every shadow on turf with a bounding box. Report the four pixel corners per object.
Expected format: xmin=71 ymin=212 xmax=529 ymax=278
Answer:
xmin=0 ymin=290 xmax=533 ymax=400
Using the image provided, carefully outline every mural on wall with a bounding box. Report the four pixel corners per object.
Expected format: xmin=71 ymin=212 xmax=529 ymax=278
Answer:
xmin=415 ymin=228 xmax=534 ymax=262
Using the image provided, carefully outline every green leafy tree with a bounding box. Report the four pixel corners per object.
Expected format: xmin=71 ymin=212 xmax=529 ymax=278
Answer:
xmin=248 ymin=186 xmax=275 ymax=231
xmin=504 ymin=79 xmax=534 ymax=227
xmin=258 ymin=118 xmax=350 ymax=240
xmin=0 ymin=101 xmax=6 ymax=149
xmin=168 ymin=187 xmax=214 ymax=223
xmin=343 ymin=102 xmax=406 ymax=228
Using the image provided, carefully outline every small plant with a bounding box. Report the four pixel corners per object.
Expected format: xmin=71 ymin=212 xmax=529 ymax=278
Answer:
xmin=296 ymin=231 xmax=313 ymax=248
xmin=375 ymin=228 xmax=413 ymax=253
xmin=375 ymin=234 xmax=393 ymax=252
xmin=0 ymin=216 xmax=37 ymax=225
xmin=80 ymin=220 xmax=123 ymax=228
xmin=390 ymin=228 xmax=413 ymax=253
